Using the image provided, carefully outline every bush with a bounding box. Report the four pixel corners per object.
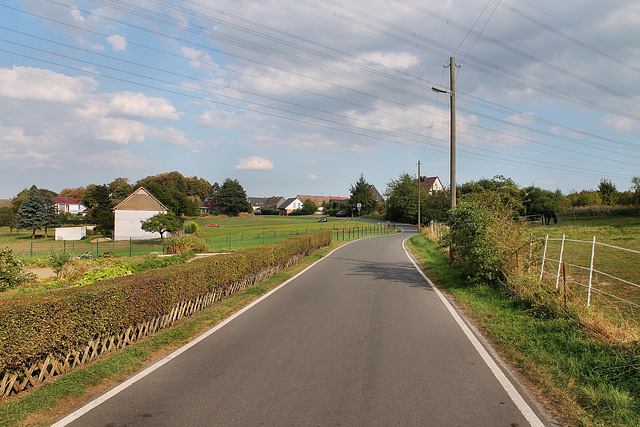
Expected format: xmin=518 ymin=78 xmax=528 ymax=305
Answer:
xmin=0 ymin=249 xmax=34 ymax=292
xmin=260 ymin=209 xmax=280 ymax=216
xmin=185 ymin=222 xmax=199 ymax=235
xmin=0 ymin=230 xmax=332 ymax=372
xmin=440 ymin=193 xmax=527 ymax=285
xmin=164 ymin=235 xmax=210 ymax=254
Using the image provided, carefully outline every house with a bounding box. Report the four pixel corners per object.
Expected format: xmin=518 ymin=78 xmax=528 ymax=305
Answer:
xmin=419 ymin=176 xmax=444 ymax=194
xmin=279 ymin=196 xmax=304 ymax=215
xmin=370 ymin=186 xmax=385 ymax=204
xmin=297 ymin=195 xmax=333 ymax=212
xmin=249 ymin=196 xmax=285 ymax=214
xmin=188 ymin=196 xmax=214 ymax=215
xmin=112 ymin=187 xmax=169 ymax=241
xmin=52 ymin=197 xmax=87 ymax=216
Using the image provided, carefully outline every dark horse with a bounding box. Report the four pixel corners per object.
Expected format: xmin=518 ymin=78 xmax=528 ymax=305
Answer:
xmin=541 ymin=210 xmax=557 ymax=225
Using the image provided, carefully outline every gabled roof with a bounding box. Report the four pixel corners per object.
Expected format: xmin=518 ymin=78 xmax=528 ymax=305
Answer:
xmin=279 ymin=197 xmax=301 ymax=209
xmin=53 ymin=197 xmax=80 ymax=205
xmin=113 ymin=187 xmax=169 ymax=212
xmin=298 ymin=195 xmax=332 ymax=205
xmin=419 ymin=176 xmax=443 ymax=191
xmin=370 ymin=186 xmax=385 ymax=203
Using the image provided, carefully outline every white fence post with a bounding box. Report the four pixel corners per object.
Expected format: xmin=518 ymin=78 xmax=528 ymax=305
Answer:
xmin=587 ymin=236 xmax=596 ymax=308
xmin=540 ymin=234 xmax=549 ymax=280
xmin=555 ymin=234 xmax=566 ymax=290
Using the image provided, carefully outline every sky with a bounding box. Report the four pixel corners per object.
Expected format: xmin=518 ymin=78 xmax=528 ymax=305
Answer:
xmin=0 ymin=0 xmax=639 ymax=200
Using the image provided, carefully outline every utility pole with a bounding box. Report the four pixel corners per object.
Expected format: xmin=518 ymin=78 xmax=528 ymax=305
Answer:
xmin=417 ymin=160 xmax=421 ymax=231
xmin=431 ymin=56 xmax=458 ymax=210
xmin=449 ymin=56 xmax=457 ymax=209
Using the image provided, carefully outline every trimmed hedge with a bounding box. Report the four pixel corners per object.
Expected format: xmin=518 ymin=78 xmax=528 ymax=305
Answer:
xmin=0 ymin=230 xmax=331 ymax=373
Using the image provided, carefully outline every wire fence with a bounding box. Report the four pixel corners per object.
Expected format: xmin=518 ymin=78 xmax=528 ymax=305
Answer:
xmin=536 ymin=234 xmax=640 ymax=315
xmin=6 ymin=224 xmax=396 ymax=259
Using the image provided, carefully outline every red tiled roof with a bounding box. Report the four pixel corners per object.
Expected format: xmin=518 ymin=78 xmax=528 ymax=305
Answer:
xmin=53 ymin=197 xmax=79 ymax=204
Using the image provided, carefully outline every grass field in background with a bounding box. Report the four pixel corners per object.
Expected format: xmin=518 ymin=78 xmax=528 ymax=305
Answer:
xmin=0 ymin=215 xmax=387 ymax=258
xmin=527 ymin=215 xmax=640 ymax=314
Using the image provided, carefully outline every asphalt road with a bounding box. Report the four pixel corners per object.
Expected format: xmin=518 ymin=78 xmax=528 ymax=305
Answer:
xmin=56 ymin=227 xmax=549 ymax=426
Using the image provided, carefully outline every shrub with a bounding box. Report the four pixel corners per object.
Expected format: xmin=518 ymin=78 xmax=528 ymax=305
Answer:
xmin=185 ymin=222 xmax=199 ymax=235
xmin=164 ymin=235 xmax=210 ymax=254
xmin=0 ymin=230 xmax=331 ymax=373
xmin=0 ymin=249 xmax=34 ymax=292
xmin=77 ymin=264 xmax=133 ymax=286
xmin=440 ymin=193 xmax=527 ymax=285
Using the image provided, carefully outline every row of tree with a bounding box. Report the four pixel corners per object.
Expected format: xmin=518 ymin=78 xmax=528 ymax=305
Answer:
xmin=0 ymin=172 xmax=252 ymax=238
xmin=385 ymin=174 xmax=640 ymax=225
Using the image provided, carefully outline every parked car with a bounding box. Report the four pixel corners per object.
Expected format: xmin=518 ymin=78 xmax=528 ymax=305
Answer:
xmin=335 ymin=211 xmax=347 ymax=217
xmin=318 ymin=216 xmax=327 ymax=222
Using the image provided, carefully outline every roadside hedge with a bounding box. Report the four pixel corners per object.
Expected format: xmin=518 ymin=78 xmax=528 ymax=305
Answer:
xmin=0 ymin=230 xmax=331 ymax=373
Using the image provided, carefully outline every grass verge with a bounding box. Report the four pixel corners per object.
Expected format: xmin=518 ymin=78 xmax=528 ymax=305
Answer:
xmin=407 ymin=233 xmax=640 ymax=427
xmin=0 ymin=241 xmax=346 ymax=427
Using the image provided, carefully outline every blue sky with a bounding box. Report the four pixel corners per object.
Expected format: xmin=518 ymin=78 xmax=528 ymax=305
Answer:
xmin=1 ymin=0 xmax=639 ymax=199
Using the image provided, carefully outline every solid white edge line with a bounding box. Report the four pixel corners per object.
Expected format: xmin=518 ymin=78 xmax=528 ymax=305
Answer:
xmin=402 ymin=237 xmax=545 ymax=427
xmin=52 ymin=239 xmax=360 ymax=427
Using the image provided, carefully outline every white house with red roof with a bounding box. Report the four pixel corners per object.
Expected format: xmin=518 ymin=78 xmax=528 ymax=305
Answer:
xmin=419 ymin=176 xmax=444 ymax=194
xmin=52 ymin=197 xmax=87 ymax=216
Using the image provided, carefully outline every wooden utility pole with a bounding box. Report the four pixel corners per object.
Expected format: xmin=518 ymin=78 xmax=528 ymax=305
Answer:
xmin=417 ymin=161 xmax=421 ymax=231
xmin=449 ymin=56 xmax=456 ymax=210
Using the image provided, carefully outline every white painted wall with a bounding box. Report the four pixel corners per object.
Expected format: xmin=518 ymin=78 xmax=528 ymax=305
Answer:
xmin=114 ymin=210 xmax=167 ymax=241
xmin=55 ymin=226 xmax=86 ymax=241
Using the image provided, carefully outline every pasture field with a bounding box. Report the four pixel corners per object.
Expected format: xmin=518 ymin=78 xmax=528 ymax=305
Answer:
xmin=528 ymin=215 xmax=640 ymax=315
xmin=0 ymin=215 xmax=380 ymax=258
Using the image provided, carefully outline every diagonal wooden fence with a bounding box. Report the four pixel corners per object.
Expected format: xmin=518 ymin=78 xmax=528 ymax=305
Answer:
xmin=1 ymin=255 xmax=302 ymax=400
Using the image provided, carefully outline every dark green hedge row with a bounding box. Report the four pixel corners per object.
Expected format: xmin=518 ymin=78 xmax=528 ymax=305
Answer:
xmin=0 ymin=230 xmax=331 ymax=373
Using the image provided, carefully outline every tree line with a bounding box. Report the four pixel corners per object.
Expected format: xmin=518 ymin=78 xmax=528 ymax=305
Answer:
xmin=0 ymin=172 xmax=252 ymax=238
xmin=385 ymin=174 xmax=640 ymax=225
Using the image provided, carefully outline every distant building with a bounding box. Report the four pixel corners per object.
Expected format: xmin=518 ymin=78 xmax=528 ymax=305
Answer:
xmin=52 ymin=197 xmax=87 ymax=216
xmin=419 ymin=176 xmax=444 ymax=194
xmin=113 ymin=187 xmax=169 ymax=241
xmin=249 ymin=196 xmax=286 ymax=214
xmin=279 ymin=197 xmax=304 ymax=215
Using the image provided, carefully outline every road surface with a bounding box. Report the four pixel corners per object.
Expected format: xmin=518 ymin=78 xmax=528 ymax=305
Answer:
xmin=56 ymin=227 xmax=549 ymax=426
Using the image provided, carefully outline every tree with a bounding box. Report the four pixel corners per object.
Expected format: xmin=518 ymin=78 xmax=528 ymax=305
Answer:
xmin=216 ymin=178 xmax=251 ymax=216
xmin=141 ymin=212 xmax=183 ymax=242
xmin=82 ymin=184 xmax=114 ymax=233
xmin=16 ymin=185 xmax=60 ymax=238
xmin=0 ymin=207 xmax=17 ymax=235
xmin=108 ymin=178 xmax=133 ymax=200
xmin=598 ymin=178 xmax=618 ymax=205
xmin=300 ymin=199 xmax=318 ymax=215
xmin=349 ymin=174 xmax=378 ymax=216
xmin=385 ymin=173 xmax=418 ymax=223
xmin=632 ymin=177 xmax=640 ymax=205
xmin=59 ymin=187 xmax=85 ymax=201
xmin=186 ymin=176 xmax=214 ymax=200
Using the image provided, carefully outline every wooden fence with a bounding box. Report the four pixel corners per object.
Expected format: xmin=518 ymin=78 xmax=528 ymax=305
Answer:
xmin=0 ymin=254 xmax=304 ymax=400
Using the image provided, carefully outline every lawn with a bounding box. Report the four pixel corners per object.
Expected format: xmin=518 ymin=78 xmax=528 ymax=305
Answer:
xmin=0 ymin=215 xmax=384 ymax=258
xmin=527 ymin=215 xmax=640 ymax=316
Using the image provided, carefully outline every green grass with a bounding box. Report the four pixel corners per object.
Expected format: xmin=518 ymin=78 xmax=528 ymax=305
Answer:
xmin=0 ymin=241 xmax=344 ymax=427
xmin=527 ymin=216 xmax=640 ymax=315
xmin=0 ymin=216 xmax=381 ymax=258
xmin=408 ymin=234 xmax=640 ymax=427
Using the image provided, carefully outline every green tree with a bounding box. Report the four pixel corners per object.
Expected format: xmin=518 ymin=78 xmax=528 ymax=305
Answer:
xmin=349 ymin=174 xmax=378 ymax=215
xmin=522 ymin=186 xmax=566 ymax=216
xmin=82 ymin=184 xmax=114 ymax=233
xmin=186 ymin=176 xmax=214 ymax=199
xmin=420 ymin=189 xmax=450 ymax=223
xmin=385 ymin=173 xmax=418 ymax=223
xmin=141 ymin=212 xmax=183 ymax=242
xmin=16 ymin=185 xmax=59 ymax=238
xmin=0 ymin=206 xmax=17 ymax=235
xmin=598 ymin=178 xmax=618 ymax=205
xmin=300 ymin=199 xmax=318 ymax=215
xmin=631 ymin=177 xmax=640 ymax=205
xmin=217 ymin=178 xmax=251 ymax=216
xmin=108 ymin=177 xmax=133 ymax=200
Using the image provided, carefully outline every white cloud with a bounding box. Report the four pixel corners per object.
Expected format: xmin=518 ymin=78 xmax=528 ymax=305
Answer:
xmin=599 ymin=114 xmax=640 ymax=132
xmin=0 ymin=66 xmax=98 ymax=102
xmin=235 ymin=156 xmax=274 ymax=170
xmin=107 ymin=34 xmax=127 ymax=52
xmin=307 ymin=174 xmax=320 ymax=179
xmin=181 ymin=46 xmax=214 ymax=69
xmin=359 ymin=51 xmax=420 ymax=70
xmin=107 ymin=92 xmax=180 ymax=120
